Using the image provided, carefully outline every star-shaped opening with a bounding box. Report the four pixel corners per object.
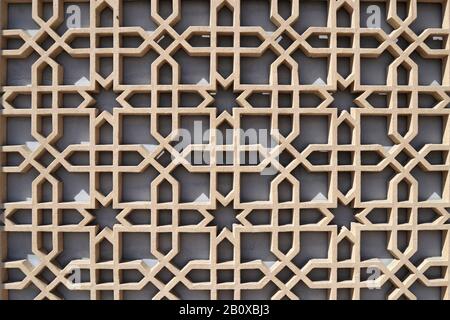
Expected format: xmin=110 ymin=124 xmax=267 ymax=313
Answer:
xmin=208 ymin=204 xmax=240 ymax=232
xmin=330 ymin=86 xmax=360 ymax=114
xmin=330 ymin=203 xmax=358 ymax=231
xmin=91 ymin=206 xmax=121 ymax=231
xmin=91 ymin=87 xmax=121 ymax=114
xmin=210 ymin=84 xmax=241 ymax=115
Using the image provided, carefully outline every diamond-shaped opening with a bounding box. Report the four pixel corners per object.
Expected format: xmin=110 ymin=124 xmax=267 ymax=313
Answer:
xmin=277 ymin=33 xmax=294 ymax=50
xmin=395 ymin=150 xmax=412 ymax=166
xmin=395 ymin=265 xmax=412 ymax=282
xmin=37 ymin=267 xmax=56 ymax=284
xmin=278 ymin=150 xmax=295 ymax=167
xmin=36 ymin=150 xmax=55 ymax=167
xmin=156 ymin=150 xmax=173 ymax=167
xmin=275 ymin=266 xmax=295 ymax=283
xmin=396 ymin=33 xmax=413 ymax=50
xmin=156 ymin=32 xmax=175 ymax=50
xmin=155 ymin=267 xmax=174 ymax=284
xmin=37 ymin=34 xmax=55 ymax=51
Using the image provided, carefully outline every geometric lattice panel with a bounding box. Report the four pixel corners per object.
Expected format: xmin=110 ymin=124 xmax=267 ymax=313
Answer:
xmin=1 ymin=0 xmax=449 ymax=300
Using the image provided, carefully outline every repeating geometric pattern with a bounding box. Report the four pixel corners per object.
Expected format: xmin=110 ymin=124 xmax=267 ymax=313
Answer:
xmin=0 ymin=0 xmax=449 ymax=300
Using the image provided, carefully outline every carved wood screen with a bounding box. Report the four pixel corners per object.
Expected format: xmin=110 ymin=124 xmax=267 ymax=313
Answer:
xmin=0 ymin=0 xmax=449 ymax=300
